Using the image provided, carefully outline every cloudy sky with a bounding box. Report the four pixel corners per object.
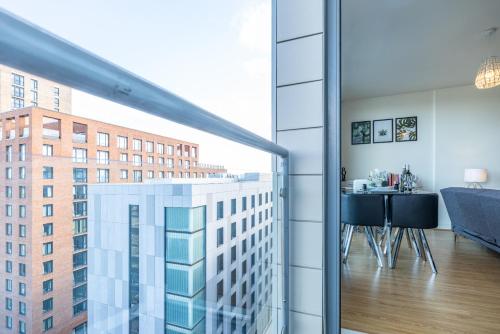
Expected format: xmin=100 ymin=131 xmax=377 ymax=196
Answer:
xmin=0 ymin=0 xmax=272 ymax=173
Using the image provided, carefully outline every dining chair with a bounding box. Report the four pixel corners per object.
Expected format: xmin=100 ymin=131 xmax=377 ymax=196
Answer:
xmin=389 ymin=194 xmax=438 ymax=273
xmin=341 ymin=193 xmax=385 ymax=267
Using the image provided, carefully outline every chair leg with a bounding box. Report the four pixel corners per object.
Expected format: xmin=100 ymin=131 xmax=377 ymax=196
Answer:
xmin=405 ymin=229 xmax=412 ymax=249
xmin=391 ymin=228 xmax=404 ymax=269
xmin=343 ymin=225 xmax=354 ymax=264
xmin=366 ymin=227 xmax=384 ymax=267
xmin=416 ymin=229 xmax=427 ymax=262
xmin=385 ymin=226 xmax=393 ymax=268
xmin=408 ymin=228 xmax=422 ymax=257
xmin=419 ymin=229 xmax=438 ymax=274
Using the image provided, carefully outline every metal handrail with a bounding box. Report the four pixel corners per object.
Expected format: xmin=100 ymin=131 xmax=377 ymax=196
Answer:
xmin=0 ymin=7 xmax=290 ymax=334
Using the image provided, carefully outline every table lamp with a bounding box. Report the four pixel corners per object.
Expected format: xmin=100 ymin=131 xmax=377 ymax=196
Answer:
xmin=464 ymin=168 xmax=487 ymax=188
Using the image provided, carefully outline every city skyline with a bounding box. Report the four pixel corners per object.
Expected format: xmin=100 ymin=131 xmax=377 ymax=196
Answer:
xmin=0 ymin=0 xmax=272 ymax=174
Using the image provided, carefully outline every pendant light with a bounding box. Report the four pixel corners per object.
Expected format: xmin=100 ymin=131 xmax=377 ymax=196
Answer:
xmin=475 ymin=28 xmax=500 ymax=89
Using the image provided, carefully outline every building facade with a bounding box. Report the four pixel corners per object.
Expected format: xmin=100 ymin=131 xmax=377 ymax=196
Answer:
xmin=0 ymin=64 xmax=72 ymax=114
xmin=0 ymin=106 xmax=225 ymax=334
xmin=87 ymin=175 xmax=274 ymax=334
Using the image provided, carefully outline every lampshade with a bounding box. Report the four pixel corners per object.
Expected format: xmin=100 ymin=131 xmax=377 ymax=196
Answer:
xmin=475 ymin=56 xmax=500 ymax=89
xmin=464 ymin=169 xmax=488 ymax=183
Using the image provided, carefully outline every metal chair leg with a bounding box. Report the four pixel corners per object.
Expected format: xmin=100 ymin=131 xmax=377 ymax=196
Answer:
xmin=391 ymin=228 xmax=404 ymax=269
xmin=343 ymin=225 xmax=354 ymax=264
xmin=408 ymin=228 xmax=421 ymax=257
xmin=386 ymin=226 xmax=393 ymax=268
xmin=366 ymin=227 xmax=384 ymax=267
xmin=416 ymin=229 xmax=427 ymax=262
xmin=419 ymin=229 xmax=438 ymax=274
xmin=405 ymin=229 xmax=412 ymax=249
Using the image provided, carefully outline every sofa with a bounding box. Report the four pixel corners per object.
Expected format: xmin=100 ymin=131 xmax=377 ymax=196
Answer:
xmin=441 ymin=187 xmax=500 ymax=253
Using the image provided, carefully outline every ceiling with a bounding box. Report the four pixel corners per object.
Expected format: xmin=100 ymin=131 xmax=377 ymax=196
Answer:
xmin=341 ymin=0 xmax=500 ymax=100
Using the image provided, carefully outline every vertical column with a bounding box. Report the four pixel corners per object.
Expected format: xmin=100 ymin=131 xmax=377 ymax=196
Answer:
xmin=273 ymin=0 xmax=328 ymax=332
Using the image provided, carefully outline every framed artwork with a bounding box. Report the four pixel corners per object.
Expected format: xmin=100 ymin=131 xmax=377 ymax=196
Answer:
xmin=351 ymin=121 xmax=371 ymax=145
xmin=395 ymin=116 xmax=417 ymax=142
xmin=373 ymin=119 xmax=393 ymax=143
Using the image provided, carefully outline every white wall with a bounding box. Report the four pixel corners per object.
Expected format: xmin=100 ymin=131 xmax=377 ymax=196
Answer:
xmin=342 ymin=85 xmax=500 ymax=228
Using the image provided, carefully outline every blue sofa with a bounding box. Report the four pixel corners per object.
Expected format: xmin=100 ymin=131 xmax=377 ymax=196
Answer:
xmin=441 ymin=187 xmax=500 ymax=253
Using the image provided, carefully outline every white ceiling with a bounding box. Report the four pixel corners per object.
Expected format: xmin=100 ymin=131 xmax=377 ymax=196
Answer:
xmin=341 ymin=0 xmax=500 ymax=100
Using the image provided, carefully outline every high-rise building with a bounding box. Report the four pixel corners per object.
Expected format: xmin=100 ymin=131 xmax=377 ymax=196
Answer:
xmin=87 ymin=174 xmax=274 ymax=334
xmin=0 ymin=64 xmax=72 ymax=114
xmin=0 ymin=106 xmax=225 ymax=334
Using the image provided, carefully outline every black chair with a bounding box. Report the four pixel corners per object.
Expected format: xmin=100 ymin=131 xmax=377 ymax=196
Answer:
xmin=389 ymin=194 xmax=438 ymax=273
xmin=341 ymin=193 xmax=385 ymax=267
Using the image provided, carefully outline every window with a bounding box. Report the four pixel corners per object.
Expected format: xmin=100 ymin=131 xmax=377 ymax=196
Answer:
xmin=12 ymin=85 xmax=24 ymax=98
xmin=167 ymin=145 xmax=174 ymax=155
xmin=217 ymin=201 xmax=224 ymax=219
xmin=19 ymin=186 xmax=26 ymax=199
xmin=43 ymin=279 xmax=53 ymax=294
xmin=6 ymin=242 xmax=12 ymax=254
xmin=167 ymin=158 xmax=174 ymax=168
xmin=178 ymin=159 xmax=182 ymax=168
xmin=42 ymin=117 xmax=60 ymax=138
xmin=251 ymin=194 xmax=255 ymax=208
xmin=5 ymin=167 xmax=12 ymax=179
xmin=12 ymin=73 xmax=24 ymax=86
xmin=19 ymin=166 xmax=26 ymax=179
xmin=129 ymin=204 xmax=139 ymax=329
xmin=96 ymin=132 xmax=109 ymax=147
xmin=19 ymin=320 xmax=26 ymax=334
xmin=73 ymin=185 xmax=87 ymax=199
xmin=133 ymin=170 xmax=142 ymax=182
xmin=19 ymin=144 xmax=26 ymax=161
xmin=157 ymin=143 xmax=164 ymax=154
xmin=97 ymin=150 xmax=109 ymax=164
xmin=43 ymin=223 xmax=53 ymax=236
xmin=73 ymin=235 xmax=87 ymax=251
xmin=19 ymin=282 xmax=26 ymax=296
xmin=73 ymin=168 xmax=87 ymax=183
xmin=231 ymin=198 xmax=237 ymax=215
xmin=242 ymin=218 xmax=247 ymax=233
xmin=73 ymin=268 xmax=87 ymax=285
xmin=19 ymin=205 xmax=26 ymax=218
xmin=42 ymin=298 xmax=53 ymax=313
xmin=117 ymin=135 xmax=128 ymax=149
xmin=158 ymin=171 xmax=165 ymax=178
xmin=11 ymin=97 xmax=24 ymax=109
xmin=231 ymin=245 xmax=237 ymax=263
xmin=73 ymin=219 xmax=87 ymax=235
xmin=184 ymin=160 xmax=190 ymax=169
xmin=72 ymin=148 xmax=87 ymax=163
xmin=120 ymin=169 xmax=128 ymax=179
xmin=146 ymin=141 xmax=154 ymax=153
xmin=242 ymin=281 xmax=247 ymax=296
xmin=120 ymin=153 xmax=128 ymax=162
xmin=6 ymin=260 xmax=12 ymax=273
xmin=73 ymin=201 xmax=87 ymax=217
xmin=43 ymin=204 xmax=53 ymax=217
xmin=6 ymin=223 xmax=12 ymax=236
xmin=73 ymin=301 xmax=87 ymax=316
xmin=251 ymin=214 xmax=255 ymax=227
xmin=242 ymin=239 xmax=247 ymax=255
xmin=217 ymin=254 xmax=224 ymax=274
xmin=73 ymin=252 xmax=87 ymax=268
xmin=97 ymin=169 xmax=109 ymax=183
xmin=43 ymin=316 xmax=53 ymax=331
xmin=217 ymin=227 xmax=224 ymax=247
xmin=259 ymin=193 xmax=263 ymax=206
xmin=42 ymin=144 xmax=53 ymax=156
xmin=43 ymin=185 xmax=53 ymax=198
xmin=132 ymin=138 xmax=142 ymax=151
xmin=147 ymin=170 xmax=154 ymax=179
xmin=6 ymin=279 xmax=12 ymax=292
xmin=217 ymin=280 xmax=224 ymax=301
xmin=6 ymin=204 xmax=12 ymax=217
xmin=231 ymin=222 xmax=237 ymax=239
xmin=43 ymin=242 xmax=53 ymax=255
xmin=5 ymin=186 xmax=12 ymax=198
xmin=72 ymin=122 xmax=87 ymax=143
xmin=6 ymin=145 xmax=12 ymax=162
xmin=43 ymin=260 xmax=53 ymax=274
xmin=19 ymin=244 xmax=26 ymax=257
xmin=6 ymin=315 xmax=12 ymax=329
xmin=19 ymin=301 xmax=26 ymax=315
xmin=43 ymin=166 xmax=53 ymax=179
xmin=133 ymin=154 xmax=142 ymax=166
xmin=158 ymin=157 xmax=164 ymax=165
xmin=6 ymin=297 xmax=12 ymax=310
xmin=242 ymin=196 xmax=247 ymax=211
xmin=19 ymin=263 xmax=26 ymax=277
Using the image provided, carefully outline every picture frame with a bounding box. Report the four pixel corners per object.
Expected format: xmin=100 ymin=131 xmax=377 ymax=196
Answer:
xmin=351 ymin=121 xmax=371 ymax=145
xmin=373 ymin=118 xmax=393 ymax=143
xmin=395 ymin=116 xmax=418 ymax=142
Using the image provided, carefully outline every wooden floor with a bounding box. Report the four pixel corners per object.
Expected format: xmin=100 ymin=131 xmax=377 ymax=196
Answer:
xmin=341 ymin=229 xmax=500 ymax=334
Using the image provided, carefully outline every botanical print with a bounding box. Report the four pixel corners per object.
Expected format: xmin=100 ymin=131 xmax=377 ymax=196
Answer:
xmin=352 ymin=121 xmax=371 ymax=145
xmin=395 ymin=117 xmax=417 ymax=142
xmin=373 ymin=119 xmax=393 ymax=143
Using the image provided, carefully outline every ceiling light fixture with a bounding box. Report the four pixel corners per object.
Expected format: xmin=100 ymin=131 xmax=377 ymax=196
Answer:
xmin=475 ymin=27 xmax=500 ymax=89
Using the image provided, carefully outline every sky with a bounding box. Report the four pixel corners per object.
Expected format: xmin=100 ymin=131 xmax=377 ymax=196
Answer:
xmin=0 ymin=0 xmax=272 ymax=173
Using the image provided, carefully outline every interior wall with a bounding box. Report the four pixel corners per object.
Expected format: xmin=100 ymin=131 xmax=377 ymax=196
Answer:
xmin=342 ymin=85 xmax=500 ymax=228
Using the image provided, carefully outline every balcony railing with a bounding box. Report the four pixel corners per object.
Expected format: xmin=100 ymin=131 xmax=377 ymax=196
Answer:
xmin=0 ymin=8 xmax=290 ymax=334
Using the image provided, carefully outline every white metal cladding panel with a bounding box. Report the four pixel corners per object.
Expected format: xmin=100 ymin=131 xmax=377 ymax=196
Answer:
xmin=277 ymin=0 xmax=324 ymax=41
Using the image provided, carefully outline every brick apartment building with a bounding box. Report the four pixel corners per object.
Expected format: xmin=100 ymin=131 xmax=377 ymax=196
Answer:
xmin=0 ymin=67 xmax=225 ymax=334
